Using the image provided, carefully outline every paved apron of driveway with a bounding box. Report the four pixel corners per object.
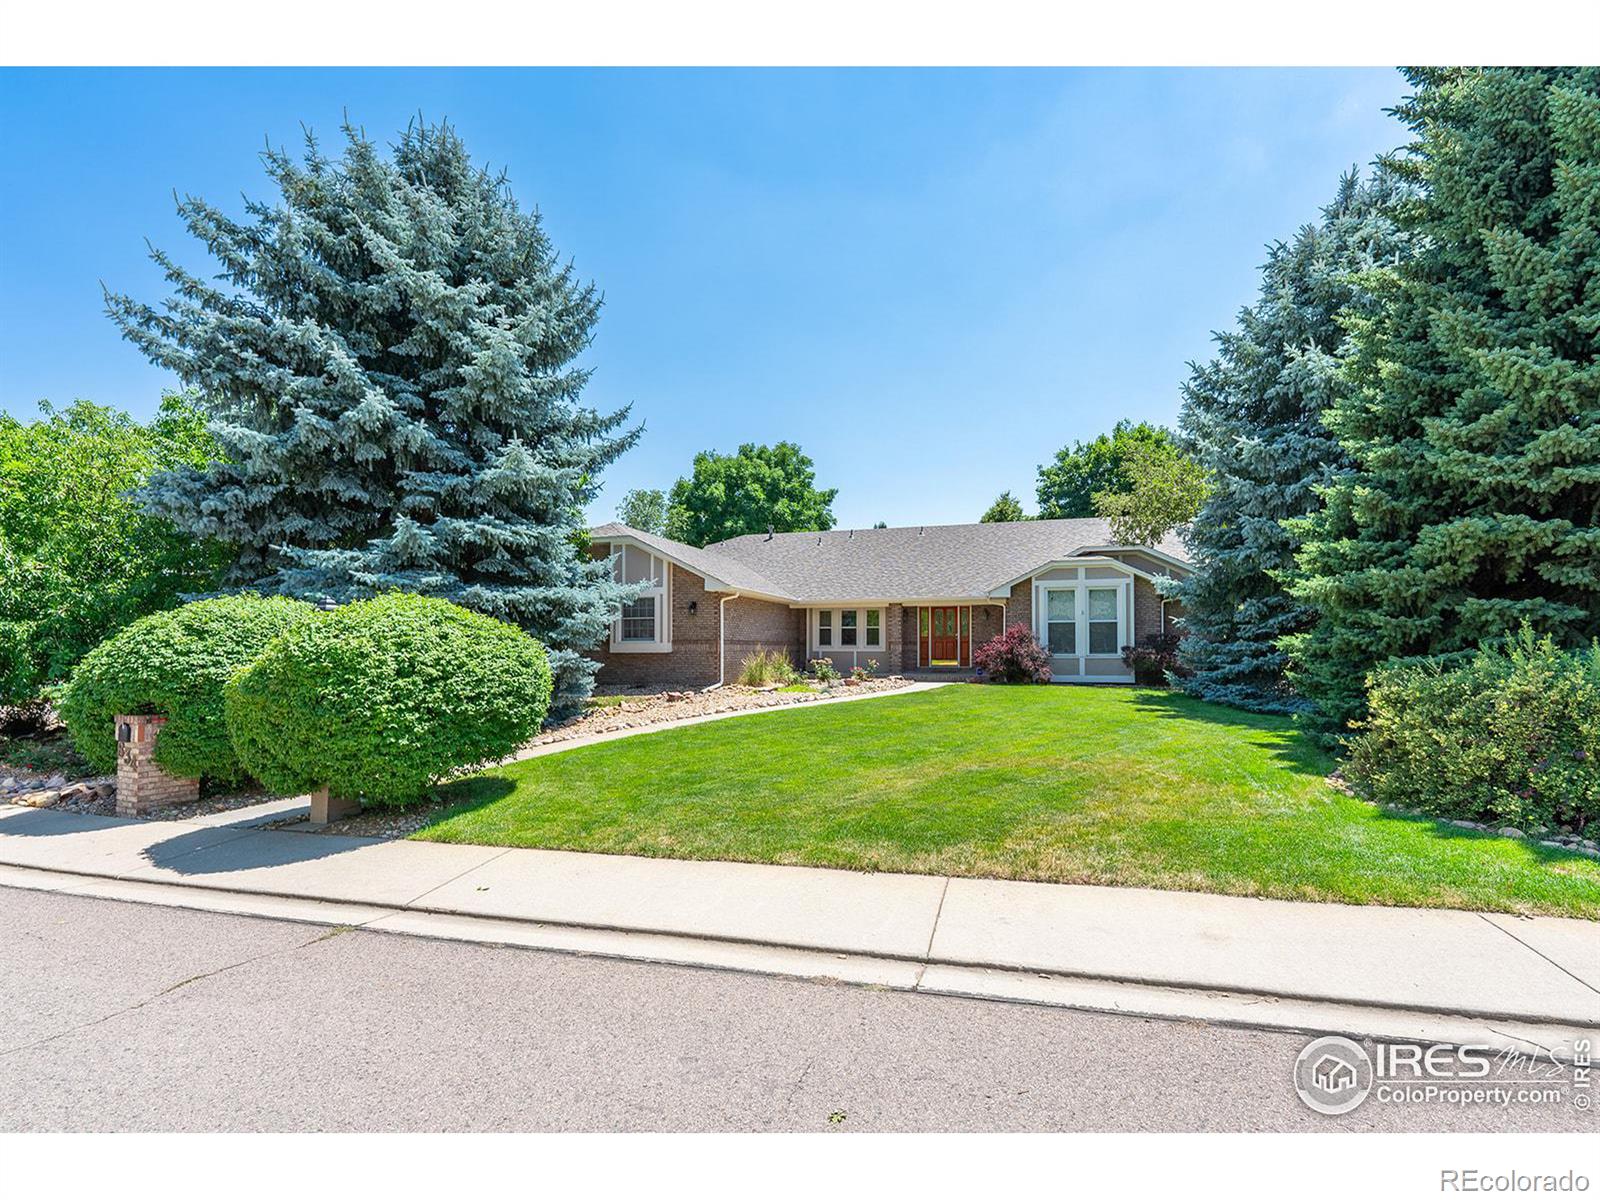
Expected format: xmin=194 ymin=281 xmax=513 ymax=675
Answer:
xmin=2 ymin=801 xmax=1597 ymax=1032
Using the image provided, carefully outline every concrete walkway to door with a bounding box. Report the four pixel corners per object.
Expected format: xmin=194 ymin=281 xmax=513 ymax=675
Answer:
xmin=1 ymin=798 xmax=1596 ymax=1059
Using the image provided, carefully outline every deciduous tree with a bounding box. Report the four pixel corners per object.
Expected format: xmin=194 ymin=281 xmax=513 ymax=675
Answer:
xmin=1036 ymin=420 xmax=1178 ymax=519
xmin=663 ymin=442 xmax=836 ymax=546
xmin=0 ymin=395 xmax=226 ymax=706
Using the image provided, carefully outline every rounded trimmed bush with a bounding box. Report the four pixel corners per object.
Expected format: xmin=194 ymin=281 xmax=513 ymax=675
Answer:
xmin=59 ymin=594 xmax=318 ymax=782
xmin=224 ymin=593 xmax=552 ymax=806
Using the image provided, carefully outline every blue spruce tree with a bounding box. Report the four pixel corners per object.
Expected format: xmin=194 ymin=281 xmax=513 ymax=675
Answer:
xmin=1171 ymin=171 xmax=1415 ymax=713
xmin=106 ymin=120 xmax=639 ymax=719
xmin=1288 ymin=69 xmax=1600 ymax=740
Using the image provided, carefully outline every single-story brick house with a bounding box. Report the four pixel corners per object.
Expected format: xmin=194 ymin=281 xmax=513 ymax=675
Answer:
xmin=587 ymin=518 xmax=1190 ymax=688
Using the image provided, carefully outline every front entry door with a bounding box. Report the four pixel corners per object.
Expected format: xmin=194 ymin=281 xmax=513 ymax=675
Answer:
xmin=930 ymin=606 xmax=960 ymax=664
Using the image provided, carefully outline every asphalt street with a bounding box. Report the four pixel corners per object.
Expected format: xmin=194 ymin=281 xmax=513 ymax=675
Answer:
xmin=0 ymin=886 xmax=1592 ymax=1132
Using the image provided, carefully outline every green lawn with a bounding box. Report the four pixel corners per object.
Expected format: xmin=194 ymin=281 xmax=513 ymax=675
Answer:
xmin=417 ymin=686 xmax=1600 ymax=918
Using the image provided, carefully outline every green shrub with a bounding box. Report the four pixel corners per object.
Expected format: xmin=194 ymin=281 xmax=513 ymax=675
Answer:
xmin=737 ymin=647 xmax=798 ymax=686
xmin=59 ymin=594 xmax=316 ymax=782
xmin=808 ymin=657 xmax=840 ymax=683
xmin=1347 ymin=626 xmax=1600 ymax=836
xmin=225 ymin=593 xmax=552 ymax=806
xmin=0 ymin=396 xmax=229 ymax=705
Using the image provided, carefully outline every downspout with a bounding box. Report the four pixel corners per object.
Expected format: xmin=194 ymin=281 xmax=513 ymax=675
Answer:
xmin=707 ymin=592 xmax=740 ymax=690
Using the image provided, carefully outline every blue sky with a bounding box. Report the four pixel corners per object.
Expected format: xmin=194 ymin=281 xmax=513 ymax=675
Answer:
xmin=0 ymin=68 xmax=1407 ymax=528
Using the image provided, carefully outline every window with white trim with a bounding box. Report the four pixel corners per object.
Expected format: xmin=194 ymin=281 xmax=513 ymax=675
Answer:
xmin=813 ymin=607 xmax=884 ymax=651
xmin=1086 ymin=587 xmax=1119 ymax=654
xmin=1045 ymin=590 xmax=1076 ymax=655
xmin=1037 ymin=577 xmax=1129 ymax=658
xmin=601 ymin=542 xmax=670 ymax=650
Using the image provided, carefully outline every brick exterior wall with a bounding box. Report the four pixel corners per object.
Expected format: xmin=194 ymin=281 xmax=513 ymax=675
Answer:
xmin=1006 ymin=579 xmax=1033 ymax=641
xmin=1133 ymin=577 xmax=1183 ymax=644
xmin=589 ymin=564 xmax=803 ymax=689
xmin=725 ymin=590 xmax=807 ymax=678
xmin=898 ymin=607 xmax=919 ymax=673
xmin=114 ymin=714 xmax=199 ymax=816
xmin=971 ymin=601 xmax=1005 ymax=655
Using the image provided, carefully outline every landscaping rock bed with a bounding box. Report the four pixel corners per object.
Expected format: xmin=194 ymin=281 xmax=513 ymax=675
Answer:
xmin=0 ymin=764 xmax=275 ymax=823
xmin=1 ymin=771 xmax=116 ymax=809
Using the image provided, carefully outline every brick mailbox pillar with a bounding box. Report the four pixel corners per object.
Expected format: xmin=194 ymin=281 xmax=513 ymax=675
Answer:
xmin=115 ymin=715 xmax=200 ymax=816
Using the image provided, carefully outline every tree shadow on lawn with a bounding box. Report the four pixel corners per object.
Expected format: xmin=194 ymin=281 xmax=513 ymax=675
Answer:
xmin=1354 ymin=802 xmax=1600 ymax=873
xmin=1128 ymin=689 xmax=1333 ymax=780
xmin=409 ymin=775 xmax=517 ymax=833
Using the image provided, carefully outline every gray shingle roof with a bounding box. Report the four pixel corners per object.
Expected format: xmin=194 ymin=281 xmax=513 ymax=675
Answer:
xmin=588 ymin=523 xmax=791 ymax=598
xmin=593 ymin=518 xmax=1189 ymax=604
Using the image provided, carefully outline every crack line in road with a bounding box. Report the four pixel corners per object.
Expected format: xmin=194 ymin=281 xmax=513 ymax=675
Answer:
xmin=0 ymin=923 xmax=345 ymax=1060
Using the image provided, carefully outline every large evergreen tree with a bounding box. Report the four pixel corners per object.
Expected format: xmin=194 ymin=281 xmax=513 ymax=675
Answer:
xmin=1172 ymin=172 xmax=1413 ymax=713
xmin=106 ymin=120 xmax=639 ymax=719
xmin=1287 ymin=69 xmax=1600 ymax=739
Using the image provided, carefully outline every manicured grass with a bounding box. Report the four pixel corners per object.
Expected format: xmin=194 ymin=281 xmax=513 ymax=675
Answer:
xmin=417 ymin=686 xmax=1600 ymax=918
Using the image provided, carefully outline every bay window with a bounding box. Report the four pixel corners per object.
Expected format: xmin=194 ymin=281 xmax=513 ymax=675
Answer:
xmin=1037 ymin=578 xmax=1130 ymax=659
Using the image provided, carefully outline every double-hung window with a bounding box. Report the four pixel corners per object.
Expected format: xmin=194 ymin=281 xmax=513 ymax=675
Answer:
xmin=1045 ymin=590 xmax=1076 ymax=655
xmin=603 ymin=543 xmax=669 ymax=650
xmin=1086 ymin=587 xmax=1119 ymax=654
xmin=1039 ymin=578 xmax=1129 ymax=659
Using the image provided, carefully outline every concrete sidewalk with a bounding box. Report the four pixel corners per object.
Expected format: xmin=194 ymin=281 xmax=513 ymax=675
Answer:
xmin=2 ymin=801 xmax=1595 ymax=1053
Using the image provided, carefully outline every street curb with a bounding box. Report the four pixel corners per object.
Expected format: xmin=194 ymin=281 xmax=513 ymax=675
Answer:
xmin=1 ymin=860 xmax=1592 ymax=1056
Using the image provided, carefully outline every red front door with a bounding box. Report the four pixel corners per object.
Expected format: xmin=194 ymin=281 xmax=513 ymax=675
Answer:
xmin=930 ymin=606 xmax=960 ymax=664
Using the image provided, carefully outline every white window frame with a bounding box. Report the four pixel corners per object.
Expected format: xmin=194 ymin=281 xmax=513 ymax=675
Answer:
xmin=600 ymin=541 xmax=673 ymax=653
xmin=810 ymin=607 xmax=885 ymax=655
xmin=1033 ymin=573 xmax=1132 ymax=664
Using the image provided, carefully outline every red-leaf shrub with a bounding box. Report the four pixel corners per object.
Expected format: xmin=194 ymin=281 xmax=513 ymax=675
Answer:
xmin=973 ymin=624 xmax=1052 ymax=684
xmin=1121 ymin=631 xmax=1188 ymax=686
